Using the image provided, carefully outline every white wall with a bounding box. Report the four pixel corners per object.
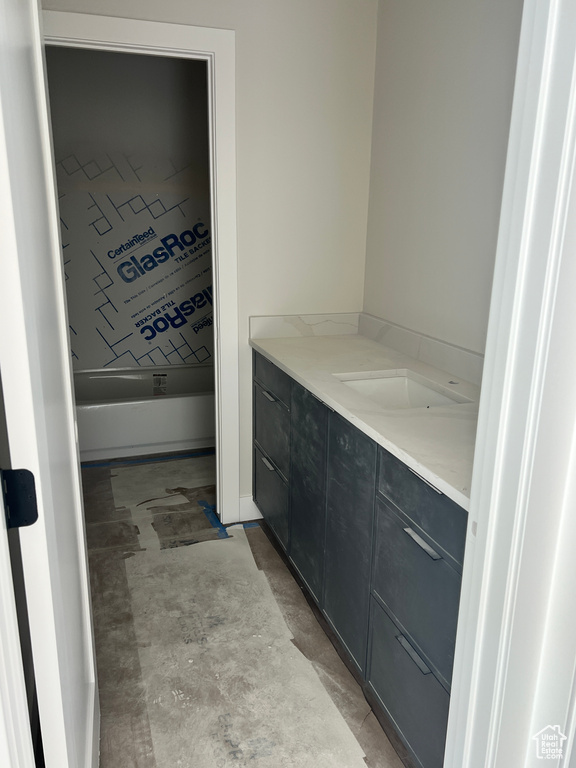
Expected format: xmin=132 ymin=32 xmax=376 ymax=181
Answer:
xmin=41 ymin=0 xmax=378 ymax=496
xmin=363 ymin=0 xmax=524 ymax=355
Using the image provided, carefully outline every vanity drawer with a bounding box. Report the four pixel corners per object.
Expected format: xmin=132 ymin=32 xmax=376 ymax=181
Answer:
xmin=254 ymin=381 xmax=290 ymax=480
xmin=377 ymin=447 xmax=467 ymax=568
xmin=368 ymin=598 xmax=450 ymax=768
xmin=253 ymin=351 xmax=292 ymax=409
xmin=372 ymin=498 xmax=462 ymax=688
xmin=254 ymin=445 xmax=289 ymax=550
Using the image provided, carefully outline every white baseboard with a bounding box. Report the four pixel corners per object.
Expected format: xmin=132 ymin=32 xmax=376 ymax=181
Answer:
xmin=239 ymin=495 xmax=262 ymax=523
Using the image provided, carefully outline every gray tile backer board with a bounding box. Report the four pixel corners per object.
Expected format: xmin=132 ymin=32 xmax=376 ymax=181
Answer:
xmin=124 ymin=527 xmax=369 ymax=768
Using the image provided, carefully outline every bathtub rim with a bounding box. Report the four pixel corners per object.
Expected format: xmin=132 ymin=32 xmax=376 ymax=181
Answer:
xmin=73 ymin=363 xmax=216 ymax=404
xmin=75 ymin=390 xmax=215 ymax=407
xmin=72 ymin=362 xmax=215 ymax=375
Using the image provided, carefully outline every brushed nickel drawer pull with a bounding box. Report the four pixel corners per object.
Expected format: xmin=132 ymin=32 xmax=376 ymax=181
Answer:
xmin=261 ymin=389 xmax=276 ymax=402
xmin=396 ymin=634 xmax=432 ymax=675
xmin=260 ymin=456 xmax=275 ymax=471
xmin=403 ymin=527 xmax=442 ymax=560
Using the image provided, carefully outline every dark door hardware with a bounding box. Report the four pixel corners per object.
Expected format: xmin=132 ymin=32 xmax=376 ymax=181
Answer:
xmin=2 ymin=469 xmax=38 ymax=529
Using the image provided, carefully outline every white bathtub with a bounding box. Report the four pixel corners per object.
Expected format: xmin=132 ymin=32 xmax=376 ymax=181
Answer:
xmin=74 ymin=365 xmax=215 ymax=461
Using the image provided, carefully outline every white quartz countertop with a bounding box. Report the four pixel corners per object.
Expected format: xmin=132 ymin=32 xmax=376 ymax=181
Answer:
xmin=250 ymin=335 xmax=480 ymax=511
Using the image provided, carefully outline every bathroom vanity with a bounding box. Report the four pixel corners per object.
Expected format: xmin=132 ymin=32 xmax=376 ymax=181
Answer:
xmin=251 ymin=335 xmax=479 ymax=768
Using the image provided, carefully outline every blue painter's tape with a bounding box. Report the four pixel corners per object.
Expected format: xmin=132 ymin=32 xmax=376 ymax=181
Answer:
xmin=198 ymin=500 xmax=229 ymax=539
xmin=82 ymin=449 xmax=215 ymax=468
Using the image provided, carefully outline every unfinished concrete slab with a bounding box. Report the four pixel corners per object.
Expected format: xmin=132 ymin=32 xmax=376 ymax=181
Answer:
xmin=82 ymin=453 xmax=404 ymax=768
xmin=126 ymin=528 xmax=368 ymax=767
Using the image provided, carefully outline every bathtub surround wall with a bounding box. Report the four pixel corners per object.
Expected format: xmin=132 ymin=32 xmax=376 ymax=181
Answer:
xmin=56 ymin=156 xmax=213 ymax=369
xmin=46 ymin=48 xmax=213 ymax=369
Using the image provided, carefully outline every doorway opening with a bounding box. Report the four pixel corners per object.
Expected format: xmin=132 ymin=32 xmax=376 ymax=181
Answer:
xmin=45 ymin=44 xmax=218 ymax=504
xmin=42 ymin=10 xmax=241 ymax=526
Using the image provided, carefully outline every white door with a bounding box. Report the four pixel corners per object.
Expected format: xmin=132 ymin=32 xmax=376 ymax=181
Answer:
xmin=0 ymin=2 xmax=99 ymax=767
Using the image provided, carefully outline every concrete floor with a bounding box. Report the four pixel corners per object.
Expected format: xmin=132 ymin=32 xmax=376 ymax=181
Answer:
xmin=82 ymin=452 xmax=404 ymax=768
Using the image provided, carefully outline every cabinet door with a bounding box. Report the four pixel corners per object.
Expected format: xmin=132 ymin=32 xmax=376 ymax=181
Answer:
xmin=253 ymin=351 xmax=291 ymax=408
xmin=372 ymin=499 xmax=462 ymax=688
xmin=290 ymin=382 xmax=329 ymax=604
xmin=368 ymin=599 xmax=450 ymax=768
xmin=254 ymin=380 xmax=290 ymax=480
xmin=324 ymin=413 xmax=377 ymax=675
xmin=377 ymin=447 xmax=467 ymax=569
xmin=254 ymin=445 xmax=290 ymax=549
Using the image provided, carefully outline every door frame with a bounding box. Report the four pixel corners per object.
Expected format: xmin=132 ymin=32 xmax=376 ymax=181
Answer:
xmin=1 ymin=1 xmax=99 ymax=764
xmin=41 ymin=11 xmax=241 ymax=524
xmin=447 ymin=1 xmax=576 ymax=765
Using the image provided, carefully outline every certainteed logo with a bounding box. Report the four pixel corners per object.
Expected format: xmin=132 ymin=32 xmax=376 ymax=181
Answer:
xmin=107 ymin=227 xmax=156 ymax=259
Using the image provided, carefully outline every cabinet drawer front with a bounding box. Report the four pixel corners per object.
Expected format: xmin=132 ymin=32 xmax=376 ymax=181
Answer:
xmin=377 ymin=447 xmax=467 ymax=567
xmin=369 ymin=598 xmax=450 ymax=768
xmin=253 ymin=351 xmax=291 ymax=408
xmin=254 ymin=445 xmax=289 ymax=550
xmin=254 ymin=382 xmax=290 ymax=479
xmin=373 ymin=499 xmax=462 ymax=688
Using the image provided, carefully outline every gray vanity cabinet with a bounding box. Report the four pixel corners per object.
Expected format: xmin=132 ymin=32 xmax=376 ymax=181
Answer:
xmin=289 ymin=381 xmax=330 ymax=604
xmin=252 ymin=351 xmax=468 ymax=768
xmin=323 ymin=413 xmax=377 ymax=676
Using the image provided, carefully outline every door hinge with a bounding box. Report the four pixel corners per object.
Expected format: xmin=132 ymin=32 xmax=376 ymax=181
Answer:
xmin=1 ymin=469 xmax=38 ymax=529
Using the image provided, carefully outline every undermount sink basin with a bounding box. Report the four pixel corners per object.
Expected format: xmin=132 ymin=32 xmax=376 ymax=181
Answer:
xmin=334 ymin=369 xmax=471 ymax=410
